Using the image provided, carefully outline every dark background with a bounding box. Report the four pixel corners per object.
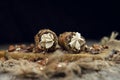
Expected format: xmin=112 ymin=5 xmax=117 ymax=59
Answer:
xmin=0 ymin=0 xmax=119 ymax=44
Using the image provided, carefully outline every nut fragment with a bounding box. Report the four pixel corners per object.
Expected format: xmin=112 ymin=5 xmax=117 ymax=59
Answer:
xmin=90 ymin=44 xmax=103 ymax=54
xmin=8 ymin=45 xmax=15 ymax=52
xmin=8 ymin=44 xmax=34 ymax=52
xmin=20 ymin=44 xmax=27 ymax=49
xmin=26 ymin=44 xmax=35 ymax=52
xmin=58 ymin=32 xmax=86 ymax=53
xmin=37 ymin=58 xmax=48 ymax=66
xmin=35 ymin=29 xmax=58 ymax=52
xmin=85 ymin=44 xmax=107 ymax=54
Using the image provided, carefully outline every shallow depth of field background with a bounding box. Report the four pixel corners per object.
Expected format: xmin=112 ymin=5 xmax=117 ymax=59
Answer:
xmin=0 ymin=1 xmax=119 ymax=44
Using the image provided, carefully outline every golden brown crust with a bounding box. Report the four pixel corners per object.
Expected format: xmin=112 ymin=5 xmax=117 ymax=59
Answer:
xmin=58 ymin=32 xmax=73 ymax=51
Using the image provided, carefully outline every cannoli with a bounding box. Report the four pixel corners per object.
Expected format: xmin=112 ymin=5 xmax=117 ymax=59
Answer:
xmin=58 ymin=32 xmax=86 ymax=53
xmin=35 ymin=29 xmax=58 ymax=52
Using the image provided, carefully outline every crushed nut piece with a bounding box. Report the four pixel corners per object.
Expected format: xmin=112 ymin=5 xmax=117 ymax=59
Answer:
xmin=8 ymin=45 xmax=15 ymax=52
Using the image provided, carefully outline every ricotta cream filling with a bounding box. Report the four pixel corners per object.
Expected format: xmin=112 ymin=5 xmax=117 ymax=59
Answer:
xmin=69 ymin=32 xmax=85 ymax=50
xmin=40 ymin=33 xmax=54 ymax=49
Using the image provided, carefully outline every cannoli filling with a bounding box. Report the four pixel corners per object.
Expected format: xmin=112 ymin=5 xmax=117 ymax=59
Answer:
xmin=69 ymin=32 xmax=85 ymax=50
xmin=40 ymin=33 xmax=54 ymax=49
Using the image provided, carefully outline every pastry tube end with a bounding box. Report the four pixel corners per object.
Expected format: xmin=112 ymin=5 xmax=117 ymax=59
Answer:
xmin=34 ymin=29 xmax=58 ymax=52
xmin=58 ymin=32 xmax=86 ymax=53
